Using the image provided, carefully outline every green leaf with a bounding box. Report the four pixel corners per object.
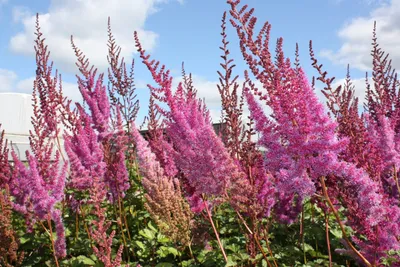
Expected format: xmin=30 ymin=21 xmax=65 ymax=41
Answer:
xmin=303 ymin=243 xmax=314 ymax=253
xmin=225 ymin=256 xmax=237 ymax=266
xmin=76 ymin=255 xmax=96 ymax=265
xmin=148 ymin=221 xmax=158 ymax=232
xmin=135 ymin=240 xmax=146 ymax=251
xmin=139 ymin=228 xmax=155 ymax=240
xmin=167 ymin=247 xmax=179 ymax=257
xmin=155 ymin=263 xmax=174 ymax=267
xmin=330 ymin=228 xmax=343 ymax=238
xmin=157 ymin=235 xmax=170 ymax=243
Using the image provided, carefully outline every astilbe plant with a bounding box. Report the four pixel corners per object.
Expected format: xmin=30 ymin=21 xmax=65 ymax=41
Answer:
xmin=70 ymin=36 xmax=130 ymax=202
xmin=213 ymin=12 xmax=276 ymax=261
xmin=6 ymin=15 xmax=69 ymax=263
xmin=65 ymin=37 xmax=131 ymax=264
xmin=134 ymin=32 xmax=253 ymax=262
xmin=311 ymin=25 xmax=400 ymax=264
xmin=135 ymin=33 xmax=242 ymax=205
xmin=229 ymin=0 xmax=400 ymax=265
xmin=5 ymin=2 xmax=400 ymax=266
xmin=131 ymin=124 xmax=193 ymax=247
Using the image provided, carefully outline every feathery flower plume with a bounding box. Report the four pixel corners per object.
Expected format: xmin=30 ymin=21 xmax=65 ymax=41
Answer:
xmin=132 ymin=125 xmax=193 ymax=246
xmin=7 ymin=14 xmax=69 ymax=260
xmin=107 ymin=18 xmax=139 ymax=134
xmin=64 ymin=108 xmax=106 ymax=191
xmin=70 ymin=37 xmax=129 ymax=202
xmin=135 ymin=33 xmax=242 ymax=205
xmin=0 ymin=125 xmax=10 ymax=187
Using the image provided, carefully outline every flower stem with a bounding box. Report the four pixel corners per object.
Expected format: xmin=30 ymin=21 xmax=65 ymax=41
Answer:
xmin=202 ymin=195 xmax=228 ymax=263
xmin=320 ymin=176 xmax=371 ymax=267
xmin=46 ymin=215 xmax=60 ymax=267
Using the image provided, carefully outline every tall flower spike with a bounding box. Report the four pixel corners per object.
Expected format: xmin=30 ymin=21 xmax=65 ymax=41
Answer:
xmin=107 ymin=18 xmax=139 ymax=134
xmin=71 ymin=36 xmax=110 ymax=138
xmin=70 ymin=37 xmax=129 ymax=202
xmin=7 ymin=14 xmax=68 ymax=259
xmin=64 ymin=107 xmax=106 ymax=191
xmin=135 ymin=33 xmax=243 ymax=205
xmin=132 ymin=124 xmax=193 ymax=246
xmin=0 ymin=125 xmax=10 ymax=187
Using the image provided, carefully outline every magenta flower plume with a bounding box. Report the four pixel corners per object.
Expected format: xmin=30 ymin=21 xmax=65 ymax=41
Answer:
xmin=103 ymin=106 xmax=130 ymax=202
xmin=0 ymin=125 xmax=10 ymax=187
xmin=10 ymin=152 xmax=67 ymax=258
xmin=70 ymin=39 xmax=130 ymax=202
xmin=72 ymin=38 xmax=110 ymax=138
xmin=64 ymin=107 xmax=106 ymax=191
xmin=135 ymin=34 xmax=242 ymax=205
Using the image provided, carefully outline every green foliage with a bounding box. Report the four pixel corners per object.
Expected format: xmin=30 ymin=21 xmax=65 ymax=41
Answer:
xmin=4 ymin=163 xmax=361 ymax=267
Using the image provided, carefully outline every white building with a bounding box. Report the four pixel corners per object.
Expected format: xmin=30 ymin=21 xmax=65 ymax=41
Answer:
xmin=0 ymin=93 xmax=34 ymax=161
xmin=0 ymin=93 xmax=66 ymax=162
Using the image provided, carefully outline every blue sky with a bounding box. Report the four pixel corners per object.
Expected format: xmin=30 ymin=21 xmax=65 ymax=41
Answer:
xmin=0 ymin=0 xmax=398 ymax=123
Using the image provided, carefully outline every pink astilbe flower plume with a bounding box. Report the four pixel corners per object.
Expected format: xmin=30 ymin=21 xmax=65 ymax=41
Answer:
xmin=69 ymin=37 xmax=130 ymax=202
xmin=71 ymin=37 xmax=110 ymax=139
xmin=7 ymin=14 xmax=70 ymax=260
xmin=64 ymin=107 xmax=106 ymax=191
xmin=135 ymin=32 xmax=243 ymax=211
xmin=103 ymin=106 xmax=130 ymax=202
xmin=0 ymin=125 xmax=10 ymax=187
xmin=11 ymin=152 xmax=67 ymax=258
xmin=132 ymin=124 xmax=193 ymax=246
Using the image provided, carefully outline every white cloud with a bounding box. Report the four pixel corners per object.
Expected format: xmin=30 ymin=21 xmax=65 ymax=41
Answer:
xmin=12 ymin=6 xmax=30 ymax=23
xmin=321 ymin=0 xmax=400 ymax=71
xmin=9 ymin=0 xmax=180 ymax=74
xmin=0 ymin=69 xmax=17 ymax=92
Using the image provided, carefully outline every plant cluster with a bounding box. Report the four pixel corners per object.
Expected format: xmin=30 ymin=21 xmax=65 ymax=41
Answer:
xmin=1 ymin=0 xmax=400 ymax=266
